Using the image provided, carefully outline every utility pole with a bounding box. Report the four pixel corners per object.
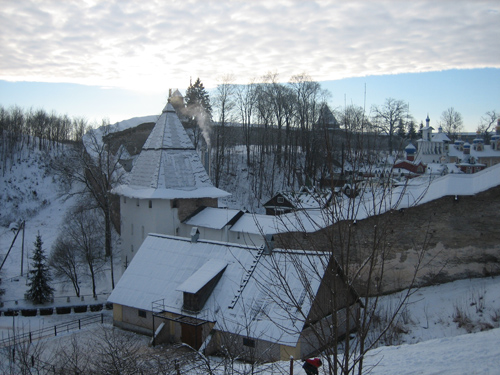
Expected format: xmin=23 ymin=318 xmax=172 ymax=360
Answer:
xmin=20 ymin=221 xmax=25 ymax=276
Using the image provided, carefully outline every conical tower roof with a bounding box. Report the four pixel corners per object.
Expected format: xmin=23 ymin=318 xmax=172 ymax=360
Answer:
xmin=115 ymin=103 xmax=229 ymax=200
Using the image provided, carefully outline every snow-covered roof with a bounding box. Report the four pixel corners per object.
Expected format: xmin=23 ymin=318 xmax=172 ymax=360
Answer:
xmin=229 ymin=210 xmax=329 ymax=236
xmin=432 ymin=132 xmax=451 ymax=142
xmin=176 ymin=259 xmax=228 ymax=294
xmin=171 ymin=89 xmax=183 ymax=97
xmin=405 ymin=143 xmax=416 ymax=151
xmin=269 ymin=187 xmax=333 ymax=210
xmin=449 ymin=144 xmax=500 ymax=158
xmin=229 ymin=213 xmax=284 ymax=235
xmin=108 ymin=234 xmax=327 ymax=345
xmin=184 ymin=207 xmax=243 ymax=230
xmin=113 ymin=102 xmax=230 ymax=199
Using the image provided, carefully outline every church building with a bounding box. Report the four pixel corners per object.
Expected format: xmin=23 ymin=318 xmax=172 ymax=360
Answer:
xmin=416 ymin=115 xmax=451 ymax=164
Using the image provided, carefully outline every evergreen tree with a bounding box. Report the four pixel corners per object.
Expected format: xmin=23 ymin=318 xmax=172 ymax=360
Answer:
xmin=407 ymin=120 xmax=418 ymax=140
xmin=26 ymin=234 xmax=54 ymax=304
xmin=185 ymin=77 xmax=212 ymax=117
xmin=396 ymin=118 xmax=406 ymax=139
xmin=184 ymin=78 xmax=212 ymax=149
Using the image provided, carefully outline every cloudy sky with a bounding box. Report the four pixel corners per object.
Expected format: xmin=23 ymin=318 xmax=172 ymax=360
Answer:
xmin=1 ymin=0 xmax=499 ymax=129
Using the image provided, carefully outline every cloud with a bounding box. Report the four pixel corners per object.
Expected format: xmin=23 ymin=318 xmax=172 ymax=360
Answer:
xmin=0 ymin=0 xmax=498 ymax=91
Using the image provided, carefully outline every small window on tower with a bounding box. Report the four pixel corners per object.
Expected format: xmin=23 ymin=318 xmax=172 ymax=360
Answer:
xmin=123 ymin=197 xmax=127 ymax=204
xmin=243 ymin=337 xmax=255 ymax=347
xmin=171 ymin=200 xmax=178 ymax=208
xmin=149 ymin=200 xmax=152 ymax=208
xmin=136 ymin=199 xmax=140 ymax=207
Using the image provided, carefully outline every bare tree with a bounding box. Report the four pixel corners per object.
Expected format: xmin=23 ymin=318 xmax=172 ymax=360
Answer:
xmin=371 ymin=98 xmax=410 ymax=153
xmin=50 ymin=234 xmax=83 ymax=297
xmin=211 ymin=75 xmax=236 ymax=187
xmin=477 ymin=110 xmax=498 ymax=144
xmin=52 ymin=121 xmax=124 ymax=289
xmin=264 ymin=125 xmax=430 ymax=374
xmin=235 ymin=79 xmax=258 ymax=166
xmin=51 ymin=335 xmax=93 ymax=374
xmin=61 ymin=204 xmax=106 ymax=298
xmin=439 ymin=107 xmax=463 ymax=140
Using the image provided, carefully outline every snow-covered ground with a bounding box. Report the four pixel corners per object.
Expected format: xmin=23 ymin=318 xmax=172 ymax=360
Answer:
xmin=0 ymin=145 xmax=117 ymax=313
xmin=1 ymin=142 xmax=500 ymax=374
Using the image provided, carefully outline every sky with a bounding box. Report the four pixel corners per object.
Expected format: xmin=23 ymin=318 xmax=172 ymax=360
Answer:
xmin=0 ymin=0 xmax=499 ymax=131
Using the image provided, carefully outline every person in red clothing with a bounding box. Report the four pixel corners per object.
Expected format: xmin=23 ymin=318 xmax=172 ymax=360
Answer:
xmin=302 ymin=358 xmax=322 ymax=375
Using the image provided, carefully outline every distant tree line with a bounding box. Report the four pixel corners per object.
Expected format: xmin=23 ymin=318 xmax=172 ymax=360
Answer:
xmin=0 ymin=105 xmax=92 ymax=173
xmin=184 ymin=75 xmax=423 ymax=200
xmin=181 ymin=75 xmax=496 ymax=204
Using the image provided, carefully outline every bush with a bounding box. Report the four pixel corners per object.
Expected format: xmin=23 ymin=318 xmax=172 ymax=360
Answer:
xmin=21 ymin=309 xmax=37 ymax=317
xmin=73 ymin=305 xmax=88 ymax=313
xmin=453 ymin=304 xmax=473 ymax=332
xmin=56 ymin=306 xmax=71 ymax=314
xmin=90 ymin=304 xmax=103 ymax=312
xmin=40 ymin=307 xmax=54 ymax=315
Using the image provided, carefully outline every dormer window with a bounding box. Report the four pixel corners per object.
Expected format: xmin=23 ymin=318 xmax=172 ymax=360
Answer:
xmin=177 ymin=260 xmax=227 ymax=313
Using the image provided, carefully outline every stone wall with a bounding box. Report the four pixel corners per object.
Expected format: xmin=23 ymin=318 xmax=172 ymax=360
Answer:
xmin=177 ymin=198 xmax=218 ymax=222
xmin=276 ymin=185 xmax=500 ymax=295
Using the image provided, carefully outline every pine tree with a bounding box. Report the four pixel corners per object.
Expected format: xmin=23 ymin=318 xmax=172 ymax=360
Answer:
xmin=26 ymin=234 xmax=54 ymax=304
xmin=397 ymin=119 xmax=406 ymax=139
xmin=407 ymin=120 xmax=418 ymax=141
xmin=185 ymin=78 xmax=212 ymax=118
xmin=184 ymin=78 xmax=212 ymax=149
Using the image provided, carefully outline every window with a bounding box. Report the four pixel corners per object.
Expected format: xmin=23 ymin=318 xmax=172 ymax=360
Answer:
xmin=277 ymin=197 xmax=284 ymax=204
xmin=138 ymin=310 xmax=147 ymax=318
xmin=243 ymin=337 xmax=255 ymax=347
xmin=171 ymin=199 xmax=178 ymax=208
xmin=123 ymin=197 xmax=127 ymax=204
xmin=136 ymin=199 xmax=140 ymax=207
xmin=149 ymin=200 xmax=152 ymax=208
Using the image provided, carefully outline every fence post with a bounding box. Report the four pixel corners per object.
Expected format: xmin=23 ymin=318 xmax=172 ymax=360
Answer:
xmin=54 ymin=326 xmax=57 ymax=336
xmin=29 ymin=332 xmax=32 ymax=343
xmin=101 ymin=313 xmax=104 ymax=324
xmin=290 ymin=356 xmax=294 ymax=375
xmin=175 ymin=359 xmax=181 ymax=375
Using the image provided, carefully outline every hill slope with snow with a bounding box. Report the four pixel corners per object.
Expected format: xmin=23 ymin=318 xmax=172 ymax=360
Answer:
xmin=1 ymin=140 xmax=500 ymax=374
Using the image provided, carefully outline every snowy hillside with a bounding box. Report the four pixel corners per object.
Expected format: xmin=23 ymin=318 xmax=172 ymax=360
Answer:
xmin=0 ymin=146 xmax=68 ymax=227
xmin=0 ymin=144 xmax=116 ymax=311
xmin=1 ymin=143 xmax=499 ymax=374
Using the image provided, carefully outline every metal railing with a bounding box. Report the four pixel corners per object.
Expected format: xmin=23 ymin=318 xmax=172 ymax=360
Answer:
xmin=0 ymin=313 xmax=106 ymax=348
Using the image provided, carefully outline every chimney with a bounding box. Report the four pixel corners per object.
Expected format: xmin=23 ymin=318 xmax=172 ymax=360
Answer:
xmin=190 ymin=227 xmax=200 ymax=243
xmin=263 ymin=234 xmax=274 ymax=255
